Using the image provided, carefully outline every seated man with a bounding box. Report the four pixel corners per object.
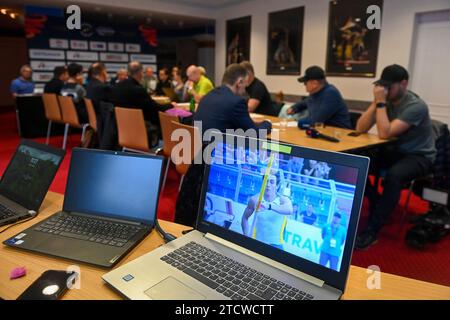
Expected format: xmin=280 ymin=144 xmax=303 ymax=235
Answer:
xmin=193 ymin=63 xmax=272 ymax=133
xmin=241 ymin=169 xmax=293 ymax=250
xmin=241 ymin=61 xmax=278 ymax=116
xmin=155 ymin=67 xmax=173 ymax=96
xmin=110 ymin=68 xmax=128 ymax=86
xmin=44 ymin=66 xmax=68 ymax=94
xmin=176 ymin=64 xmax=272 ymax=227
xmin=186 ymin=65 xmax=214 ymax=103
xmin=60 ymin=63 xmax=88 ymax=123
xmin=142 ymin=66 xmax=158 ymax=94
xmin=10 ymin=65 xmax=35 ymax=96
xmin=112 ymin=61 xmax=171 ymax=146
xmin=354 ymin=64 xmax=436 ymax=249
xmin=86 ymin=62 xmax=112 ymax=113
xmin=287 ymin=66 xmax=351 ymax=129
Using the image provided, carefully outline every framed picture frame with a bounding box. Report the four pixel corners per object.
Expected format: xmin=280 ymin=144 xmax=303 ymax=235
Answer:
xmin=226 ymin=16 xmax=251 ymax=66
xmin=325 ymin=0 xmax=383 ymax=77
xmin=267 ymin=6 xmax=304 ymax=75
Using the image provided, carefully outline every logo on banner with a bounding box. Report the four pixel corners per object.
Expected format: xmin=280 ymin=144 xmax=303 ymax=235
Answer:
xmin=90 ymin=41 xmax=106 ymax=51
xmin=125 ymin=43 xmax=141 ymax=53
xmin=49 ymin=38 xmax=69 ymax=49
xmin=80 ymin=23 xmax=94 ymax=37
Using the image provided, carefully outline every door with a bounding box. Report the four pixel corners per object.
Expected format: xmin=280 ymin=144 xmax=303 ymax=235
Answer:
xmin=410 ymin=10 xmax=450 ymax=127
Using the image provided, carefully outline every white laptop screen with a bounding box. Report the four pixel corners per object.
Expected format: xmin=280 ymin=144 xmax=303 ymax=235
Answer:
xmin=200 ymin=141 xmax=359 ymax=273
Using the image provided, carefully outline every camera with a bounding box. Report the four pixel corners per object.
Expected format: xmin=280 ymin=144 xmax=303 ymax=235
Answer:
xmin=405 ymin=205 xmax=450 ymax=249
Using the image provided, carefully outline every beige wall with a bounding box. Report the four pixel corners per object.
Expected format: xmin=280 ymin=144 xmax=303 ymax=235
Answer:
xmin=215 ymin=0 xmax=450 ymax=102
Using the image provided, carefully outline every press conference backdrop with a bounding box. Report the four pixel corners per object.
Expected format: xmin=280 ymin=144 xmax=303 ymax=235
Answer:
xmin=25 ymin=5 xmax=158 ymax=89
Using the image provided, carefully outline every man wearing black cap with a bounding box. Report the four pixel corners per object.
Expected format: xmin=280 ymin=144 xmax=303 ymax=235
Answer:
xmin=355 ymin=64 xmax=436 ymax=249
xmin=287 ymin=66 xmax=351 ymax=129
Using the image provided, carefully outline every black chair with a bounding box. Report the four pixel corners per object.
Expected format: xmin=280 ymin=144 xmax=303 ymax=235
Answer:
xmin=374 ymin=120 xmax=449 ymax=234
xmin=97 ymin=101 xmax=119 ymax=150
xmin=349 ymin=111 xmax=362 ymax=130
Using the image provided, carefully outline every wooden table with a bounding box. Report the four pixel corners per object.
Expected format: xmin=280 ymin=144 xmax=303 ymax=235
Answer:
xmin=251 ymin=114 xmax=390 ymax=153
xmin=1 ymin=192 xmax=449 ymax=300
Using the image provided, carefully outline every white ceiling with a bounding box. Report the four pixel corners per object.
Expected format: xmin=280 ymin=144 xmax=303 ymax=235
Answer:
xmin=161 ymin=0 xmax=250 ymax=9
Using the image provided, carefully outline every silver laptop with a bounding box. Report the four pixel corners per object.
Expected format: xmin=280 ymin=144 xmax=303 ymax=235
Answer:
xmin=103 ymin=135 xmax=369 ymax=300
xmin=0 ymin=140 xmax=65 ymax=227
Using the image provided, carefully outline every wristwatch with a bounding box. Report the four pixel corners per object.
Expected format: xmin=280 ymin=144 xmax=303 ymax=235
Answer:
xmin=376 ymin=102 xmax=387 ymax=109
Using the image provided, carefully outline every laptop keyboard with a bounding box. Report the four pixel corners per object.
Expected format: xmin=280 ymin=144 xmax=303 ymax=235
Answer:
xmin=160 ymin=242 xmax=315 ymax=300
xmin=0 ymin=203 xmax=16 ymax=220
xmin=34 ymin=213 xmax=143 ymax=247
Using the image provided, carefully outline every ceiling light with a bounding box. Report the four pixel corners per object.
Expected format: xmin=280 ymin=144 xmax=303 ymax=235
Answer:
xmin=1 ymin=9 xmax=8 ymax=15
xmin=10 ymin=13 xmax=17 ymax=19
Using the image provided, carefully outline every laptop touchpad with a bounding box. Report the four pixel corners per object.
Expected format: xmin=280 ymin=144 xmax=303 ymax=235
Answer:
xmin=144 ymin=277 xmax=206 ymax=300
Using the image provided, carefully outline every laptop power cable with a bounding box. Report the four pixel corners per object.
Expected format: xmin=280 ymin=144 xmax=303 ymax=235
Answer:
xmin=155 ymin=219 xmax=177 ymax=243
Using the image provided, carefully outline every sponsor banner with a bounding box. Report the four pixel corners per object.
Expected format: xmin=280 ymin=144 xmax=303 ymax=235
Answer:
xmin=32 ymin=72 xmax=53 ymax=82
xmin=49 ymin=38 xmax=69 ymax=49
xmin=108 ymin=42 xmax=124 ymax=52
xmin=143 ymin=64 xmax=158 ymax=72
xmin=30 ymin=60 xmax=65 ymax=71
xmin=125 ymin=43 xmax=141 ymax=53
xmin=100 ymin=52 xmax=129 ymax=62
xmin=90 ymin=41 xmax=107 ymax=51
xmin=70 ymin=40 xmax=89 ymax=50
xmin=105 ymin=63 xmax=128 ymax=72
xmin=130 ymin=54 xmax=156 ymax=63
xmin=67 ymin=51 xmax=99 ymax=61
xmin=67 ymin=61 xmax=93 ymax=72
xmin=29 ymin=49 xmax=65 ymax=60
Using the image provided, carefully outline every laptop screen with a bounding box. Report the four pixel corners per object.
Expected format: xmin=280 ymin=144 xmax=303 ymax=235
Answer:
xmin=63 ymin=149 xmax=163 ymax=225
xmin=200 ymin=140 xmax=360 ymax=273
xmin=0 ymin=141 xmax=64 ymax=211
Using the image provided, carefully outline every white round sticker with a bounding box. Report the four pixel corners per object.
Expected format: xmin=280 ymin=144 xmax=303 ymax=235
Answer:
xmin=42 ymin=284 xmax=59 ymax=296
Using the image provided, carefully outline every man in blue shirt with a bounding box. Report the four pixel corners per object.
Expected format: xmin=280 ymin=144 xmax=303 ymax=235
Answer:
xmin=10 ymin=65 xmax=35 ymax=96
xmin=320 ymin=212 xmax=346 ymax=271
xmin=287 ymin=66 xmax=351 ymax=129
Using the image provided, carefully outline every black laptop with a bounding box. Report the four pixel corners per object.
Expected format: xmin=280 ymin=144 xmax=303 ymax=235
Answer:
xmin=4 ymin=148 xmax=164 ymax=268
xmin=0 ymin=140 xmax=65 ymax=227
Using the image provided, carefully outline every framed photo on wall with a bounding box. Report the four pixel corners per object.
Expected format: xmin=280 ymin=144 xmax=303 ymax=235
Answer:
xmin=326 ymin=0 xmax=383 ymax=77
xmin=267 ymin=6 xmax=304 ymax=75
xmin=226 ymin=16 xmax=251 ymax=66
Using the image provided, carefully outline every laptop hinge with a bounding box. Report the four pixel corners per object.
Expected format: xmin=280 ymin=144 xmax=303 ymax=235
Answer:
xmin=204 ymin=233 xmax=325 ymax=288
xmin=67 ymin=211 xmax=143 ymax=226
